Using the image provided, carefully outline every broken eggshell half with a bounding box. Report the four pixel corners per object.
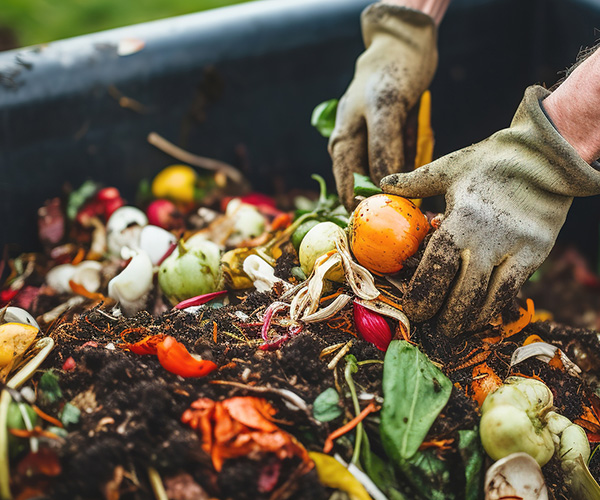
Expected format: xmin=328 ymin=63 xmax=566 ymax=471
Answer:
xmin=485 ymin=452 xmax=548 ymax=500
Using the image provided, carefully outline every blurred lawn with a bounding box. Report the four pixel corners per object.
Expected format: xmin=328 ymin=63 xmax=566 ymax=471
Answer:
xmin=1 ymin=0 xmax=253 ymax=49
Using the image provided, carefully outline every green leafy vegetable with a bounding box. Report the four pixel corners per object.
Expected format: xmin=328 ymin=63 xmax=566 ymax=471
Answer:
xmin=380 ymin=340 xmax=452 ymax=461
xmin=458 ymin=428 xmax=484 ymax=500
xmin=353 ymin=173 xmax=382 ymax=197
xmin=313 ymin=387 xmax=343 ymax=422
xmin=60 ymin=403 xmax=81 ymax=428
xmin=361 ymin=433 xmax=408 ymax=500
xmin=38 ymin=370 xmax=63 ymax=406
xmin=397 ymin=449 xmax=455 ymax=500
xmin=311 ymin=99 xmax=338 ymax=138
xmin=67 ymin=180 xmax=99 ymax=220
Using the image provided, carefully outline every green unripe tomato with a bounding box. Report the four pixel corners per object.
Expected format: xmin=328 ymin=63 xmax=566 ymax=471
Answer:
xmin=158 ymin=239 xmax=223 ymax=305
xmin=291 ymin=219 xmax=320 ymax=251
xmin=298 ymin=222 xmax=346 ymax=282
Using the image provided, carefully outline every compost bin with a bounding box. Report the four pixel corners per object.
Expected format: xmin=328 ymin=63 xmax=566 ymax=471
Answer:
xmin=1 ymin=0 xmax=600 ymax=499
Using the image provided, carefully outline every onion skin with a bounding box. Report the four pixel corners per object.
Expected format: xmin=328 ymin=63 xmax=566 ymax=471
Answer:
xmin=349 ymin=194 xmax=429 ymax=275
xmin=353 ymin=302 xmax=392 ymax=351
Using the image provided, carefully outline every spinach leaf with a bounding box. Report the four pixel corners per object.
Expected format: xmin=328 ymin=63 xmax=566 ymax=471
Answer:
xmin=313 ymin=387 xmax=343 ymax=422
xmin=397 ymin=449 xmax=455 ymax=500
xmin=353 ymin=173 xmax=382 ymax=197
xmin=380 ymin=340 xmax=452 ymax=461
xmin=311 ymin=99 xmax=338 ymax=138
xmin=458 ymin=428 xmax=484 ymax=500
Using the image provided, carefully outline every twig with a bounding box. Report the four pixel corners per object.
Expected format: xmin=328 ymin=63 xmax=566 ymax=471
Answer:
xmin=147 ymin=132 xmax=244 ymax=183
xmin=0 ymin=338 xmax=54 ymax=500
xmin=327 ymin=341 xmax=353 ymax=370
xmin=209 ymin=380 xmax=310 ymax=413
xmin=147 ymin=466 xmax=168 ymax=500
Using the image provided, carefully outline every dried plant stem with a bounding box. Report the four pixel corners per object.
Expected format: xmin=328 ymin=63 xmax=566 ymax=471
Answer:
xmin=0 ymin=338 xmax=54 ymax=500
xmin=147 ymin=467 xmax=168 ymax=500
xmin=147 ymin=132 xmax=244 ymax=183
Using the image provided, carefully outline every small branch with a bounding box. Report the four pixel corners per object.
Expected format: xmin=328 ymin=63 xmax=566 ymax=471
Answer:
xmin=147 ymin=132 xmax=244 ymax=184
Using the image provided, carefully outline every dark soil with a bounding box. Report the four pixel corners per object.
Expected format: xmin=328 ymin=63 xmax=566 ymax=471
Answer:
xmin=4 ymin=205 xmax=600 ymax=500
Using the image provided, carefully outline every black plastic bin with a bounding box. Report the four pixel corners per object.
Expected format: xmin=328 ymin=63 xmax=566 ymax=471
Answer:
xmin=1 ymin=0 xmax=600 ymax=259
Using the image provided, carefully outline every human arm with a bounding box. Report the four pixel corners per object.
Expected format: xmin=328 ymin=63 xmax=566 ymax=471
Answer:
xmin=543 ymin=47 xmax=600 ymax=164
xmin=379 ymin=48 xmax=600 ymax=335
xmin=328 ymin=0 xmax=450 ymax=209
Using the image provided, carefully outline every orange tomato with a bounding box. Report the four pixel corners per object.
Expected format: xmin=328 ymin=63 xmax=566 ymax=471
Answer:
xmin=349 ymin=194 xmax=429 ymax=274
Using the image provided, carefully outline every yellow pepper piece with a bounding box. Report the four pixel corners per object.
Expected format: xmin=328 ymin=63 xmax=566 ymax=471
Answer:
xmin=308 ymin=452 xmax=371 ymax=500
xmin=151 ymin=164 xmax=198 ymax=203
xmin=412 ymin=90 xmax=435 ymax=208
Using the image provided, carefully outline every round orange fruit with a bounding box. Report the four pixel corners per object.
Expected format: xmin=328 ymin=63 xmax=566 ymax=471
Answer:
xmin=349 ymin=194 xmax=429 ymax=274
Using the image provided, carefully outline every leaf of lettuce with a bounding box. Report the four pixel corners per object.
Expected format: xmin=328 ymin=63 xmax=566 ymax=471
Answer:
xmin=311 ymin=99 xmax=338 ymax=138
xmin=353 ymin=173 xmax=382 ymax=197
xmin=380 ymin=340 xmax=452 ymax=461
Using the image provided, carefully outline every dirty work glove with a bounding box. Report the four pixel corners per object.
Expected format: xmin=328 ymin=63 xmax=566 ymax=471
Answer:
xmin=381 ymin=85 xmax=600 ymax=335
xmin=329 ymin=3 xmax=438 ymax=209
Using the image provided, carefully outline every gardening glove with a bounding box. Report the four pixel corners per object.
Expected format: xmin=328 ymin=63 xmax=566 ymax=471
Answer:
xmin=381 ymin=85 xmax=600 ymax=335
xmin=329 ymin=3 xmax=438 ymax=210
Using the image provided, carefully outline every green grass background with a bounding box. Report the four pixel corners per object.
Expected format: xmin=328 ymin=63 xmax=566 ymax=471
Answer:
xmin=1 ymin=0 xmax=253 ymax=48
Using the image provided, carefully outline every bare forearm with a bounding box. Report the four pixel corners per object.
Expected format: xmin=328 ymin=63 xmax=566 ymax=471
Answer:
xmin=543 ymin=47 xmax=600 ymax=164
xmin=381 ymin=0 xmax=450 ymax=25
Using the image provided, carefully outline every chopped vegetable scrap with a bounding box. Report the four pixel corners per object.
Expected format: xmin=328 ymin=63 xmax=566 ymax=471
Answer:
xmin=181 ymin=396 xmax=312 ymax=473
xmin=1 ymin=130 xmax=600 ymax=500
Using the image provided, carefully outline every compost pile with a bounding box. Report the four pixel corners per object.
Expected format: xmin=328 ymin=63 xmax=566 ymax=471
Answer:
xmin=2 ymin=161 xmax=600 ymax=500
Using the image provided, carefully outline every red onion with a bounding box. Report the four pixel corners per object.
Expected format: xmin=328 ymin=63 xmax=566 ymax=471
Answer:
xmin=353 ymin=301 xmax=392 ymax=351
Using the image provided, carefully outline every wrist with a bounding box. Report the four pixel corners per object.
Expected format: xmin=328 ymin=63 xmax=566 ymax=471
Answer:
xmin=542 ymin=49 xmax=600 ymax=164
xmin=379 ymin=0 xmax=450 ymax=25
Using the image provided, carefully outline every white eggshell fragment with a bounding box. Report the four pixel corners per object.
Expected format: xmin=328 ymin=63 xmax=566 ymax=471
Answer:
xmin=3 ymin=307 xmax=40 ymax=330
xmin=485 ymin=452 xmax=548 ymax=500
xmin=46 ymin=261 xmax=103 ymax=294
xmin=107 ymin=206 xmax=148 ymax=256
xmin=139 ymin=225 xmax=177 ymax=265
xmin=108 ymin=252 xmax=154 ymax=315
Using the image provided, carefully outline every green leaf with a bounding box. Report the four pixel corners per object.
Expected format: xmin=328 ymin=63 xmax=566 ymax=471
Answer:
xmin=397 ymin=449 xmax=455 ymax=500
xmin=311 ymin=99 xmax=338 ymax=138
xmin=361 ymin=433 xmax=408 ymax=500
xmin=39 ymin=370 xmax=63 ymax=405
xmin=380 ymin=340 xmax=452 ymax=461
xmin=67 ymin=180 xmax=99 ymax=220
xmin=60 ymin=402 xmax=81 ymax=428
xmin=353 ymin=173 xmax=382 ymax=197
xmin=313 ymin=387 xmax=343 ymax=422
xmin=458 ymin=428 xmax=484 ymax=500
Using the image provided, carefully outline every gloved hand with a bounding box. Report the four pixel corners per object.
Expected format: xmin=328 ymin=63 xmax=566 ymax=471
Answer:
xmin=329 ymin=3 xmax=438 ymax=209
xmin=381 ymin=85 xmax=600 ymax=335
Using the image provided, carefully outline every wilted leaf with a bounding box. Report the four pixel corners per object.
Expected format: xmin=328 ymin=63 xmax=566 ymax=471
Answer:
xmin=361 ymin=433 xmax=408 ymax=500
xmin=397 ymin=449 xmax=455 ymax=500
xmin=39 ymin=370 xmax=63 ymax=405
xmin=60 ymin=403 xmax=81 ymax=428
xmin=311 ymin=99 xmax=338 ymax=138
xmin=313 ymin=387 xmax=343 ymax=422
xmin=309 ymin=451 xmax=370 ymax=500
xmin=380 ymin=340 xmax=452 ymax=461
xmin=458 ymin=428 xmax=484 ymax=500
